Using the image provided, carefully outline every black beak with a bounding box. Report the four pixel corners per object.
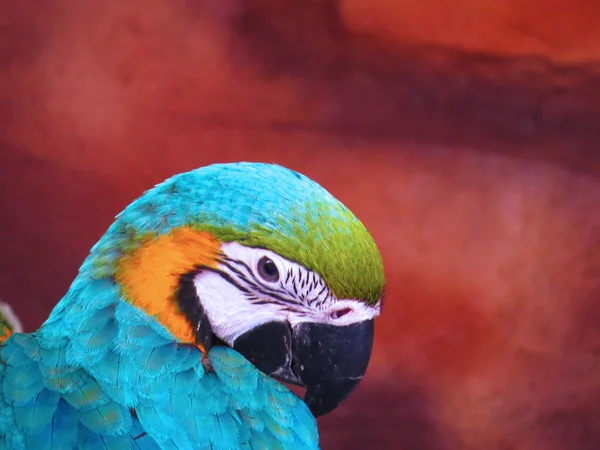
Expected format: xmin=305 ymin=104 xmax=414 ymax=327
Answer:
xmin=232 ymin=319 xmax=374 ymax=417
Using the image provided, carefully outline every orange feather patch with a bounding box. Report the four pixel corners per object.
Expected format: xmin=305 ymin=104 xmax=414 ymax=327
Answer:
xmin=114 ymin=227 xmax=222 ymax=346
xmin=0 ymin=327 xmax=12 ymax=344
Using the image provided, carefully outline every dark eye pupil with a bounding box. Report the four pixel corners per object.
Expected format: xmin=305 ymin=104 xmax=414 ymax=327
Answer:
xmin=257 ymin=256 xmax=279 ymax=282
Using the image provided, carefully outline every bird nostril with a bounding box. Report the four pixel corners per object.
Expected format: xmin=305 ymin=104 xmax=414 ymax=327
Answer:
xmin=330 ymin=308 xmax=352 ymax=320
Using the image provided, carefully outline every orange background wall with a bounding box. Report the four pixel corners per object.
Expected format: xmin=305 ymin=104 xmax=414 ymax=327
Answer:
xmin=1 ymin=1 xmax=599 ymax=449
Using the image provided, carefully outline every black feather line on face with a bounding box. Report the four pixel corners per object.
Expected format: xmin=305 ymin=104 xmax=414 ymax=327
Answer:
xmin=306 ymin=286 xmax=326 ymax=307
xmin=220 ymin=258 xmax=259 ymax=283
xmin=199 ymin=266 xmax=252 ymax=294
xmin=220 ymin=258 xmax=289 ymax=298
xmin=314 ymin=283 xmax=328 ymax=301
xmin=300 ymin=271 xmax=308 ymax=289
xmin=176 ymin=270 xmax=214 ymax=350
xmin=218 ymin=257 xmax=304 ymax=307
xmin=201 ymin=255 xmax=338 ymax=318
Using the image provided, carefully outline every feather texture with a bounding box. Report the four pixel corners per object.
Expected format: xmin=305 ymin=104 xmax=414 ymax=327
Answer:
xmin=0 ymin=297 xmax=319 ymax=449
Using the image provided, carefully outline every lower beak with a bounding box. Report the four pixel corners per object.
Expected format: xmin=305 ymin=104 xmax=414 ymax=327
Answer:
xmin=232 ymin=319 xmax=375 ymax=417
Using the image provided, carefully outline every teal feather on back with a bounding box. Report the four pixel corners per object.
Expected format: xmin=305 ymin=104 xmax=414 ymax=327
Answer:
xmin=1 ymin=295 xmax=319 ymax=449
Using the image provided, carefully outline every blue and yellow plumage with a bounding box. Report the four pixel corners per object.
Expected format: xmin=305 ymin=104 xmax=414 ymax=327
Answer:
xmin=0 ymin=162 xmax=385 ymax=449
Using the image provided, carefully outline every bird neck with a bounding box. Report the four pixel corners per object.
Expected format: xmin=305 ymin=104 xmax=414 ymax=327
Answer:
xmin=39 ymin=227 xmax=223 ymax=351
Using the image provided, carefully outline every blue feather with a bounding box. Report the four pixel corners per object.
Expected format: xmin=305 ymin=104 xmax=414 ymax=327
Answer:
xmin=3 ymin=371 xmax=44 ymax=407
xmin=66 ymin=320 xmax=116 ymax=367
xmin=117 ymin=324 xmax=170 ymax=351
xmin=9 ymin=334 xmax=42 ymax=362
xmin=239 ymin=409 xmax=266 ymax=433
xmin=101 ymin=382 xmax=138 ymax=409
xmin=77 ymin=279 xmax=120 ymax=311
xmin=289 ymin=402 xmax=319 ymax=447
xmin=171 ymin=368 xmax=197 ymax=397
xmin=187 ymin=413 xmax=223 ymax=448
xmin=4 ymin=359 xmax=42 ymax=389
xmin=40 ymin=367 xmax=85 ymax=395
xmin=167 ymin=344 xmax=200 ymax=373
xmin=128 ymin=416 xmax=161 ymax=450
xmin=156 ymin=434 xmax=194 ymax=450
xmin=38 ymin=318 xmax=73 ymax=345
xmin=4 ymin=432 xmax=27 ymax=450
xmin=78 ymin=400 xmax=132 ymax=436
xmin=24 ymin=399 xmax=78 ymax=450
xmin=135 ymin=403 xmax=177 ymax=443
xmin=133 ymin=343 xmax=178 ymax=375
xmin=13 ymin=388 xmax=60 ymax=434
xmin=62 ymin=376 xmax=109 ymax=411
xmin=137 ymin=376 xmax=172 ymax=405
xmin=262 ymin=412 xmax=294 ymax=442
xmin=212 ymin=412 xmax=241 ymax=450
xmin=78 ymin=306 xmax=115 ymax=333
xmin=39 ymin=343 xmax=69 ymax=369
xmin=210 ymin=347 xmax=259 ymax=394
xmin=249 ymin=429 xmax=285 ymax=450
xmin=78 ymin=422 xmax=137 ymax=450
xmin=193 ymin=375 xmax=229 ymax=415
xmin=1 ymin=340 xmax=32 ymax=367
xmin=0 ymin=393 xmax=14 ymax=434
xmin=113 ymin=303 xmax=171 ymax=338
xmin=87 ymin=349 xmax=136 ymax=388
xmin=87 ymin=304 xmax=116 ymax=324
xmin=167 ymin=388 xmax=192 ymax=417
xmin=79 ymin=432 xmax=132 ymax=450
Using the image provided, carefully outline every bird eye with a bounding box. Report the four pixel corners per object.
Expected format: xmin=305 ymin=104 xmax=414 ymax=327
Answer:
xmin=257 ymin=256 xmax=280 ymax=282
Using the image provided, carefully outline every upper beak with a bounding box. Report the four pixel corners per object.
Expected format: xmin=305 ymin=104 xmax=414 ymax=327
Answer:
xmin=232 ymin=319 xmax=375 ymax=417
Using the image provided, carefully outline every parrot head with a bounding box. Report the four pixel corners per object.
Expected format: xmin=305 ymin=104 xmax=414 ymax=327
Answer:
xmin=87 ymin=162 xmax=385 ymax=417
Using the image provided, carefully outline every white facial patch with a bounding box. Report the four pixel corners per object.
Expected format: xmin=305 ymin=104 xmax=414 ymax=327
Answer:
xmin=193 ymin=271 xmax=287 ymax=345
xmin=193 ymin=242 xmax=381 ymax=345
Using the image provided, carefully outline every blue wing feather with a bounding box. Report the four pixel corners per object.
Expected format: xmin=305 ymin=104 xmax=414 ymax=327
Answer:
xmin=24 ymin=399 xmax=78 ymax=450
xmin=3 ymin=370 xmax=44 ymax=407
xmin=1 ymin=341 xmax=32 ymax=367
xmin=135 ymin=403 xmax=178 ymax=443
xmin=13 ymin=388 xmax=60 ymax=434
xmin=1 ymin=295 xmax=319 ymax=449
xmin=78 ymin=401 xmax=132 ymax=436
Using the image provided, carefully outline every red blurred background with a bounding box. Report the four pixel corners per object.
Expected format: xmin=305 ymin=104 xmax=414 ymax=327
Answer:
xmin=1 ymin=1 xmax=600 ymax=448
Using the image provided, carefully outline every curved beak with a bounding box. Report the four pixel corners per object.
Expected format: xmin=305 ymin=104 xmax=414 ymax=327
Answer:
xmin=232 ymin=319 xmax=374 ymax=417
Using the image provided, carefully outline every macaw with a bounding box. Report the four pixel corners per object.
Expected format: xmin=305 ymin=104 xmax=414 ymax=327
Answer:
xmin=0 ymin=162 xmax=385 ymax=449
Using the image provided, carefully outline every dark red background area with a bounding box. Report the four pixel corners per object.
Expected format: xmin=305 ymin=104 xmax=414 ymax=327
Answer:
xmin=1 ymin=1 xmax=600 ymax=449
